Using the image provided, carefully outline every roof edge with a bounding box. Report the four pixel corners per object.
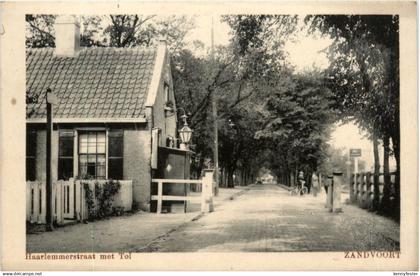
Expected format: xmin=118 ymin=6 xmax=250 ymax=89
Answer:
xmin=144 ymin=44 xmax=167 ymax=107
xmin=26 ymin=117 xmax=147 ymax=124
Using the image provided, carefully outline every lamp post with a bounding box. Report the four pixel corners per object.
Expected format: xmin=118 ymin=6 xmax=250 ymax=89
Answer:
xmin=46 ymin=88 xmax=57 ymax=231
xmin=210 ymin=16 xmax=220 ymax=196
xmin=178 ymin=113 xmax=193 ymax=150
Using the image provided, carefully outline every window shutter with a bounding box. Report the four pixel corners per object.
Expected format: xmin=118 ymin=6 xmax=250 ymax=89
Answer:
xmin=151 ymin=128 xmax=160 ymax=169
xmin=58 ymin=130 xmax=74 ymax=180
xmin=108 ymin=130 xmax=123 ymax=180
xmin=26 ymin=129 xmax=37 ymax=181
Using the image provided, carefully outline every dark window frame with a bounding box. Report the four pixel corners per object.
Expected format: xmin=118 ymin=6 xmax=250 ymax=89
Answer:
xmin=26 ymin=129 xmax=37 ymax=181
xmin=58 ymin=130 xmax=74 ymax=180
xmin=164 ymin=83 xmax=170 ymax=104
xmin=108 ymin=130 xmax=124 ymax=180
xmin=78 ymin=131 xmax=106 ymax=180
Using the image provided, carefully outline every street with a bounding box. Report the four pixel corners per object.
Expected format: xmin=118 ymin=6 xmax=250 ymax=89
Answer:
xmin=140 ymin=184 xmax=400 ymax=252
xmin=26 ymin=187 xmax=250 ymax=252
xmin=27 ymin=184 xmax=400 ymax=253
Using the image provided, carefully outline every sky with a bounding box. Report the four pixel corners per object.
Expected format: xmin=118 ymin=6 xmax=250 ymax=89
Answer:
xmin=187 ymin=16 xmax=331 ymax=71
xmin=186 ymin=16 xmax=394 ymax=172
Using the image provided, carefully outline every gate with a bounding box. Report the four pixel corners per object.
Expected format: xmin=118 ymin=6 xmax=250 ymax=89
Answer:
xmin=62 ymin=180 xmax=75 ymax=219
xmin=151 ymin=169 xmax=214 ymax=214
xmin=26 ymin=179 xmax=77 ymax=224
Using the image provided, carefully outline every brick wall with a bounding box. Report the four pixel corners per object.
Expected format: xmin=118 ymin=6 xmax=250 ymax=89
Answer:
xmin=35 ymin=129 xmax=58 ymax=182
xmin=123 ymin=128 xmax=152 ymax=211
xmin=32 ymin=126 xmax=152 ymax=211
xmin=152 ymin=52 xmax=177 ymax=147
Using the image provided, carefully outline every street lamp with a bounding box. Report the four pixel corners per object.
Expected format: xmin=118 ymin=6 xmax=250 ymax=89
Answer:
xmin=178 ymin=113 xmax=193 ymax=150
xmin=46 ymin=88 xmax=57 ymax=231
xmin=228 ymin=119 xmax=235 ymax=128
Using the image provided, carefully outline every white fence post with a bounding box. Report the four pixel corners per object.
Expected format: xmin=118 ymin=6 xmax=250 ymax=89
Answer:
xmin=201 ymin=170 xmax=214 ymax=213
xmin=74 ymin=179 xmax=82 ymax=221
xmin=157 ymin=180 xmax=163 ymax=214
xmin=56 ymin=181 xmax=63 ymax=225
xmin=80 ymin=181 xmax=85 ymax=221
xmin=26 ymin=182 xmax=32 ymax=222
xmin=34 ymin=182 xmax=39 ymax=223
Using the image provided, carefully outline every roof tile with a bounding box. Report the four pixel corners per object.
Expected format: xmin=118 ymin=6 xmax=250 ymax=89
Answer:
xmin=26 ymin=47 xmax=158 ymax=119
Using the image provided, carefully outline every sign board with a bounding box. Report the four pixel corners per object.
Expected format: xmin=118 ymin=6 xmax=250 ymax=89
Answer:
xmin=350 ymin=148 xmax=362 ymax=157
xmin=151 ymin=128 xmax=160 ymax=169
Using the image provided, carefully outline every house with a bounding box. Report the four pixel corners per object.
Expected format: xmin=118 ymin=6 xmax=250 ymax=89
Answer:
xmin=26 ymin=16 xmax=183 ymax=212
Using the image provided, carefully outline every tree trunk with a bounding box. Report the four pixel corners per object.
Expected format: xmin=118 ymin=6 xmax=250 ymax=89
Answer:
xmin=373 ymin=135 xmax=381 ymax=210
xmin=391 ymin=132 xmax=400 ymax=220
xmin=382 ymin=135 xmax=391 ymax=212
xmin=223 ymin=167 xmax=228 ymax=188
xmin=227 ymin=168 xmax=235 ymax=188
xmin=244 ymin=169 xmax=249 ymax=185
xmin=289 ymin=171 xmax=292 ymax=185
xmin=307 ymin=168 xmax=312 ymax=193
xmin=220 ymin=167 xmax=225 ymax=188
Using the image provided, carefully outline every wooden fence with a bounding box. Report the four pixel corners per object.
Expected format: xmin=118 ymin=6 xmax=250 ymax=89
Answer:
xmin=151 ymin=170 xmax=214 ymax=214
xmin=350 ymin=172 xmax=396 ymax=210
xmin=26 ymin=179 xmax=133 ymax=225
xmin=26 ymin=180 xmax=77 ymax=225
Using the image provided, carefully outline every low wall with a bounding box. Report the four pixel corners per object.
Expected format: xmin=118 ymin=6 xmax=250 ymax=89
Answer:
xmin=79 ymin=180 xmax=133 ymax=219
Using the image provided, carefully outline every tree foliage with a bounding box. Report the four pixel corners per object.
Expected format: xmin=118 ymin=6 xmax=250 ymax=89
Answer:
xmin=224 ymin=15 xmax=336 ymax=186
xmin=255 ymin=72 xmax=336 ymax=185
xmin=306 ymin=15 xmax=400 ymax=218
xmin=26 ymin=14 xmax=399 ymax=207
xmin=26 ymin=14 xmax=195 ymax=53
xmin=306 ymin=16 xmax=399 ymax=145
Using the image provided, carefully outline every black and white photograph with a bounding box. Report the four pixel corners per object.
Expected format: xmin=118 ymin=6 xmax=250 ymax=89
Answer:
xmin=0 ymin=1 xmax=417 ymax=271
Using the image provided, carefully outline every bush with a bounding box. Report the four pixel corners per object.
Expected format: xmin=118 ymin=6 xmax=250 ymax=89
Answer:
xmin=83 ymin=180 xmax=121 ymax=220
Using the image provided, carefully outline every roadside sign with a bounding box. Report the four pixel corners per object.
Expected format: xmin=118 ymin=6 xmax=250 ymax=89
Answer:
xmin=350 ymin=148 xmax=362 ymax=157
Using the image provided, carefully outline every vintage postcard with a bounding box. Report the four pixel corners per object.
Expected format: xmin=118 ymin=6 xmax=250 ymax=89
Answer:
xmin=0 ymin=0 xmax=418 ymax=271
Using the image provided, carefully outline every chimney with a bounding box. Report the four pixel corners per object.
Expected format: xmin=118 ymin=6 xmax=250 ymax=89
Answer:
xmin=54 ymin=15 xmax=80 ymax=57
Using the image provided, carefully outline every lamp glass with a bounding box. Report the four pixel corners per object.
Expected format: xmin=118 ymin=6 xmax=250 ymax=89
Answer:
xmin=179 ymin=125 xmax=192 ymax=144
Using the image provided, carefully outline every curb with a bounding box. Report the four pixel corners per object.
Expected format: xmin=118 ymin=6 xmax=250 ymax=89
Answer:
xmin=135 ymin=184 xmax=254 ymax=252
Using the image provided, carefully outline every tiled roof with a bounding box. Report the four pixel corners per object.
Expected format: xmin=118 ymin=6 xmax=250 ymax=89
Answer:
xmin=26 ymin=47 xmax=157 ymax=120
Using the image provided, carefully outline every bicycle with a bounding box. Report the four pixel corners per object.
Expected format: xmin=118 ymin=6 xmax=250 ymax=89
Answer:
xmin=290 ymin=180 xmax=308 ymax=196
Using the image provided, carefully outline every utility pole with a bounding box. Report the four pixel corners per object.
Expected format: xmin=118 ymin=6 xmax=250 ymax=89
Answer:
xmin=46 ymin=88 xmax=57 ymax=231
xmin=211 ymin=16 xmax=219 ymax=196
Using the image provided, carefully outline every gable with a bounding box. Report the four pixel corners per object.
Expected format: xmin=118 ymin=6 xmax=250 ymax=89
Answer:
xmin=144 ymin=45 xmax=173 ymax=108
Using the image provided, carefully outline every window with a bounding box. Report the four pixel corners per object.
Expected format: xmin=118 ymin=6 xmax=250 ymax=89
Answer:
xmin=108 ymin=130 xmax=123 ymax=179
xmin=26 ymin=129 xmax=37 ymax=181
xmin=58 ymin=130 xmax=74 ymax=180
xmin=78 ymin=131 xmax=106 ymax=179
xmin=164 ymin=84 xmax=169 ymax=103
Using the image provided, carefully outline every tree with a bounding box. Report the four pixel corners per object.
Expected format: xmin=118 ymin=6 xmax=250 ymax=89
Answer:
xmin=171 ymin=44 xmax=269 ymax=182
xmin=307 ymin=15 xmax=400 ymax=217
xmin=26 ymin=15 xmax=56 ymax=48
xmin=103 ymin=15 xmax=195 ymax=52
xmin=104 ymin=15 xmax=156 ymax=47
xmin=222 ymin=15 xmax=340 ymax=187
xmin=26 ymin=14 xmax=196 ymax=53
xmin=255 ymin=72 xmax=336 ymax=187
xmin=26 ymin=15 xmax=106 ymax=48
